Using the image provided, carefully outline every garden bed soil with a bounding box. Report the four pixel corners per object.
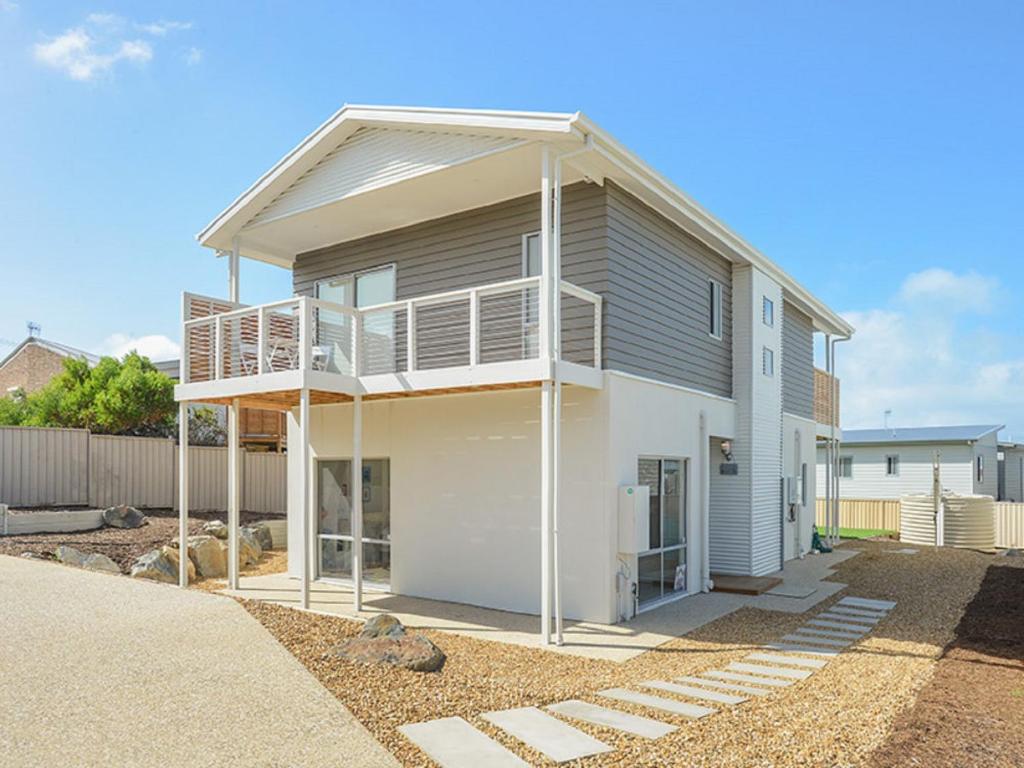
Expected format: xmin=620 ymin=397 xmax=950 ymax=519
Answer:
xmin=867 ymin=563 xmax=1024 ymax=768
xmin=0 ymin=508 xmax=283 ymax=574
xmin=241 ymin=542 xmax=1017 ymax=767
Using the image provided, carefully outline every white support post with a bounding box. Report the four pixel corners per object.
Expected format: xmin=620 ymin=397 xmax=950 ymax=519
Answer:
xmin=551 ymin=153 xmax=563 ymax=646
xmin=540 ymin=380 xmax=552 ymax=645
xmin=178 ymin=402 xmax=189 ymax=588
xmin=227 ymin=398 xmax=241 ymax=590
xmin=469 ymin=289 xmax=480 ymax=366
xmin=299 ymin=388 xmax=311 ymax=609
xmin=824 ymin=333 xmax=832 ymax=545
xmin=257 ymin=306 xmax=267 ymax=375
xmin=299 ymin=298 xmax=312 ymax=373
xmin=552 ymin=156 xmax=562 ymax=361
xmin=552 ymin=379 xmax=563 ymax=645
xmin=352 ymin=394 xmax=364 ymax=612
xmin=228 ymin=239 xmax=240 ymax=304
xmin=214 ymin=316 xmax=223 ymax=380
xmin=539 ymin=147 xmax=553 ymax=362
xmin=406 ymin=301 xmax=416 ymax=372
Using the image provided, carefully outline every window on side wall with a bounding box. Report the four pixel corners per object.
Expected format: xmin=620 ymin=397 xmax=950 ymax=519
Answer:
xmin=763 ymin=296 xmax=774 ymax=327
xmin=839 ymin=456 xmax=853 ymax=478
xmin=762 ymin=346 xmax=774 ymax=376
xmin=885 ymin=454 xmax=900 ymax=477
xmin=708 ymin=279 xmax=723 ymax=340
xmin=977 ymin=455 xmax=984 ymax=483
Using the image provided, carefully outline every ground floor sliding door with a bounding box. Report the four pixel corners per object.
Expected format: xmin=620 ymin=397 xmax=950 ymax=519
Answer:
xmin=637 ymin=457 xmax=688 ymax=608
xmin=316 ymin=458 xmax=391 ymax=587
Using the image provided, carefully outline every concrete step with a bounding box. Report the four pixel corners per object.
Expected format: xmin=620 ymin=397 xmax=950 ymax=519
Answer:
xmin=640 ymin=679 xmax=746 ymax=705
xmin=818 ymin=611 xmax=879 ymax=625
xmin=481 ymin=706 xmax=612 ymax=763
xmin=801 ymin=623 xmax=864 ymax=638
xmin=726 ymin=662 xmax=813 ymax=680
xmin=828 ymin=605 xmax=889 ymax=619
xmin=806 ymin=619 xmax=868 ymax=634
xmin=546 ymin=700 xmax=677 ymax=739
xmin=781 ymin=633 xmax=852 ymax=648
xmin=763 ymin=642 xmax=841 ymax=657
xmin=399 ymin=716 xmax=529 ymax=768
xmin=746 ymin=652 xmax=828 ymax=669
xmin=675 ymin=675 xmax=774 ymax=697
xmin=704 ymin=670 xmax=794 ymax=688
xmin=838 ymin=596 xmax=896 ymax=611
xmin=597 ymin=688 xmax=717 ymax=719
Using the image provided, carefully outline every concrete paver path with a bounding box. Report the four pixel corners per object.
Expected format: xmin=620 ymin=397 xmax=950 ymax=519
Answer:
xmin=0 ymin=556 xmax=398 ymax=768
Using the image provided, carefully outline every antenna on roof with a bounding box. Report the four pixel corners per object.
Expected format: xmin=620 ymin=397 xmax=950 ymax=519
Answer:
xmin=26 ymin=321 xmax=41 ymax=338
xmin=883 ymin=409 xmax=893 ymax=434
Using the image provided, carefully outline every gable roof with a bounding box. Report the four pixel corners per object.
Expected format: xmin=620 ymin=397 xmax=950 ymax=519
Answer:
xmin=842 ymin=425 xmax=1003 ymax=445
xmin=0 ymin=337 xmax=100 ymax=370
xmin=197 ymin=104 xmax=853 ymax=337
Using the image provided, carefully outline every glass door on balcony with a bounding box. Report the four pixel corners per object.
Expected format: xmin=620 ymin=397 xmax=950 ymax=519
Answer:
xmin=316 ymin=266 xmax=396 ymax=375
xmin=637 ymin=457 xmax=687 ymax=607
xmin=317 ymin=458 xmax=391 ymax=587
xmin=522 ymin=232 xmax=541 ymax=358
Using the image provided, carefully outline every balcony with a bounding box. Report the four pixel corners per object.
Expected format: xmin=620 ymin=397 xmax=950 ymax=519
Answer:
xmin=175 ymin=277 xmax=603 ymax=409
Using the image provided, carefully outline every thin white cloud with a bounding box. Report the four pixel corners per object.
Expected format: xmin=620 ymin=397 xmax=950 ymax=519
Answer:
xmin=85 ymin=12 xmax=125 ymax=29
xmin=184 ymin=46 xmax=202 ymax=66
xmin=137 ymin=20 xmax=192 ymax=36
xmin=836 ymin=268 xmax=1022 ymax=434
xmin=1 ymin=1 xmax=20 ymax=13
xmin=100 ymin=333 xmax=180 ymax=361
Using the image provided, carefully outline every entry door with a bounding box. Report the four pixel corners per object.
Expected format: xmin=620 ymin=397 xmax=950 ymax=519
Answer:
xmin=637 ymin=458 xmax=687 ymax=606
xmin=317 ymin=458 xmax=391 ymax=586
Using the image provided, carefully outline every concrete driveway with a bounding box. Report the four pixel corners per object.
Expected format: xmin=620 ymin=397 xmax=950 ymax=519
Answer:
xmin=0 ymin=555 xmax=399 ymax=768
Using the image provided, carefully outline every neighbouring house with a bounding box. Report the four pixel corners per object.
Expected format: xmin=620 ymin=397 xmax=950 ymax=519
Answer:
xmin=0 ymin=337 xmax=99 ymax=396
xmin=173 ymin=105 xmax=852 ymax=638
xmin=999 ymin=442 xmax=1024 ymax=502
xmin=816 ymin=425 xmax=1003 ymax=501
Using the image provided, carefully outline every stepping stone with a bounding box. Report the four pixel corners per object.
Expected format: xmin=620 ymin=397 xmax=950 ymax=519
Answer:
xmin=546 ymin=700 xmax=676 ymax=739
xmin=819 ymin=611 xmax=880 ymax=625
xmin=829 ymin=606 xmax=888 ymax=619
xmin=747 ymin=652 xmax=828 ymax=669
xmin=399 ymin=716 xmax=529 ymax=768
xmin=640 ymin=679 xmax=746 ymax=705
xmin=597 ymin=688 xmax=716 ymax=719
xmin=838 ymin=596 xmax=896 ymax=611
xmin=704 ymin=670 xmax=793 ymax=688
xmin=676 ymin=675 xmax=774 ymax=697
xmin=795 ymin=627 xmax=860 ymax=641
xmin=782 ymin=633 xmax=851 ymax=648
xmin=764 ymin=642 xmax=840 ymax=657
xmin=726 ymin=662 xmax=813 ymax=680
xmin=481 ymin=707 xmax=612 ymax=763
xmin=805 ymin=619 xmax=867 ymax=635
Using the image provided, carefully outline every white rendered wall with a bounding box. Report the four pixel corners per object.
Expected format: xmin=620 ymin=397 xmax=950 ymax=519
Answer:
xmin=815 ymin=443 xmax=975 ymax=499
xmin=782 ymin=413 xmax=817 ymax=560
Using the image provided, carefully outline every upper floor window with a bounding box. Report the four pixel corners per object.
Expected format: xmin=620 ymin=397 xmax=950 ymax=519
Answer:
xmin=762 ymin=346 xmax=774 ymax=376
xmin=523 ymin=232 xmax=541 ymax=277
xmin=977 ymin=455 xmax=985 ymax=483
xmin=708 ymin=279 xmax=723 ymax=339
xmin=885 ymin=454 xmax=900 ymax=477
xmin=839 ymin=456 xmax=853 ymax=478
xmin=763 ymin=296 xmax=774 ymax=327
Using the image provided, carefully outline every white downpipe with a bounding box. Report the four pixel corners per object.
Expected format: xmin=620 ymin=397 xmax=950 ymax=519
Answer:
xmin=699 ymin=411 xmax=712 ymax=592
xmin=299 ymin=388 xmax=311 ymax=610
xmin=794 ymin=427 xmax=802 ymax=556
xmin=227 ymin=398 xmax=240 ymax=590
xmin=352 ymin=394 xmax=364 ymax=612
xmin=540 ymin=380 xmax=553 ymax=645
xmin=830 ymin=336 xmax=850 ymax=545
xmin=823 ymin=333 xmax=832 ymax=545
xmin=539 ymin=145 xmax=554 ymax=645
xmin=178 ymin=402 xmax=189 ymax=588
xmin=552 ymin=154 xmax=564 ymax=646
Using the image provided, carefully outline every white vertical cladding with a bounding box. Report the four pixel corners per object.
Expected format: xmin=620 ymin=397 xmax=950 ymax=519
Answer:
xmin=782 ymin=413 xmax=817 ymax=559
xmin=973 ymin=432 xmax=999 ymax=498
xmin=716 ymin=266 xmax=783 ymax=576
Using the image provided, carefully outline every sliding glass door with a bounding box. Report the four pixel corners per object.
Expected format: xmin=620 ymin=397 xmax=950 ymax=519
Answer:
xmin=637 ymin=457 xmax=687 ymax=607
xmin=317 ymin=458 xmax=391 ymax=586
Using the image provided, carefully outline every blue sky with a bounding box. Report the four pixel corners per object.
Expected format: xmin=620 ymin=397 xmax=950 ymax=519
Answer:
xmin=1 ymin=2 xmax=1022 ymax=433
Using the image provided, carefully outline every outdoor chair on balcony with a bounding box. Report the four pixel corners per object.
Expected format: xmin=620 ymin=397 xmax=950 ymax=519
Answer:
xmin=239 ymin=342 xmax=261 ymax=376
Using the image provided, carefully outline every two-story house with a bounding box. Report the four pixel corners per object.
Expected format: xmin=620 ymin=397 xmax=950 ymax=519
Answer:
xmin=173 ymin=105 xmax=852 ymax=643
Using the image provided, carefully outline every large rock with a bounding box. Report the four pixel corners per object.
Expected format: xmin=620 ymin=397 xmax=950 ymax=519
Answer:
xmin=161 ymin=545 xmax=195 ymax=582
xmin=360 ymin=614 xmax=406 ymax=639
xmin=333 ymin=633 xmax=445 ymax=673
xmin=202 ymin=520 xmax=229 ymax=539
xmin=238 ymin=527 xmax=263 ymax=566
xmin=186 ymin=535 xmax=226 ymax=578
xmin=54 ymin=545 xmax=88 ymax=568
xmin=82 ymin=553 xmax=121 ymax=574
xmin=246 ymin=522 xmax=273 ymax=552
xmin=130 ymin=550 xmax=177 ymax=583
xmin=103 ymin=505 xmax=146 ymax=529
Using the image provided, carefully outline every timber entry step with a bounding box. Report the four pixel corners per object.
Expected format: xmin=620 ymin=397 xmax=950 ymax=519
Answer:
xmin=711 ymin=573 xmax=783 ymax=595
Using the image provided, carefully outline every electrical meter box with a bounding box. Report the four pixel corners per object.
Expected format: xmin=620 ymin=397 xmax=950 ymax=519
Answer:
xmin=618 ymin=484 xmax=650 ymax=554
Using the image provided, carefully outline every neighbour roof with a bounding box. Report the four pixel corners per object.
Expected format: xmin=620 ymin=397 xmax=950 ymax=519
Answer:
xmin=0 ymin=337 xmax=101 ymax=370
xmin=151 ymin=358 xmax=180 ymax=379
xmin=842 ymin=425 xmax=1003 ymax=445
xmin=197 ymin=104 xmax=853 ymax=337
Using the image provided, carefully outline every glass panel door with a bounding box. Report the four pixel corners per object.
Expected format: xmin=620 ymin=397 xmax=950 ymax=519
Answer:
xmin=317 ymin=458 xmax=391 ymax=586
xmin=315 ymin=276 xmax=355 ymax=374
xmin=637 ymin=457 xmax=687 ymax=607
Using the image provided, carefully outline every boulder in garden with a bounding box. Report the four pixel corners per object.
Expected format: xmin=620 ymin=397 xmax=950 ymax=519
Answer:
xmin=130 ymin=549 xmax=177 ymax=583
xmin=103 ymin=505 xmax=146 ymax=529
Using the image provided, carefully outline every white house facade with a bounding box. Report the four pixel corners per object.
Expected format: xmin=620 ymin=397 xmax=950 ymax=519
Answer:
xmin=174 ymin=105 xmax=852 ymax=641
xmin=816 ymin=425 xmax=1002 ymax=501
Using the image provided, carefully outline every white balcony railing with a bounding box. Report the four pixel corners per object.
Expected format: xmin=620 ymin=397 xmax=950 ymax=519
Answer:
xmin=181 ymin=277 xmax=602 ymax=386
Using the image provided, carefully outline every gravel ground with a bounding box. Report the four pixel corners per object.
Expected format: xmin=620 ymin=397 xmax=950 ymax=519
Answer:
xmin=867 ymin=562 xmax=1024 ymax=767
xmin=0 ymin=508 xmax=283 ymax=573
xmin=242 ymin=541 xmax=1013 ymax=767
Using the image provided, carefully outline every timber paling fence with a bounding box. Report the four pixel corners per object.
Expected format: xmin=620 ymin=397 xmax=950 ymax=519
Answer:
xmin=0 ymin=426 xmax=286 ymax=513
xmin=816 ymin=497 xmax=1024 ymax=549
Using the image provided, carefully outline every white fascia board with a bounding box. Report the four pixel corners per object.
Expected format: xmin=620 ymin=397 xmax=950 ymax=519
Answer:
xmin=573 ymin=113 xmax=853 ymax=339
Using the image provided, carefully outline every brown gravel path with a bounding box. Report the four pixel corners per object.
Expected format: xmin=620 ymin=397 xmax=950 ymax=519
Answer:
xmin=242 ymin=542 xmax=1016 ymax=767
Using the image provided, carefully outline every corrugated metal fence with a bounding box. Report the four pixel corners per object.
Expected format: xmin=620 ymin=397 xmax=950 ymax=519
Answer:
xmin=0 ymin=426 xmax=286 ymax=513
xmin=816 ymin=497 xmax=1024 ymax=548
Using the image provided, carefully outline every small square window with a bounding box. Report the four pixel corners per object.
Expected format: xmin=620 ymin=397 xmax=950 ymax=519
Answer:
xmin=763 ymin=297 xmax=774 ymax=327
xmin=839 ymin=456 xmax=853 ymax=478
xmin=886 ymin=455 xmax=900 ymax=477
xmin=762 ymin=346 xmax=774 ymax=376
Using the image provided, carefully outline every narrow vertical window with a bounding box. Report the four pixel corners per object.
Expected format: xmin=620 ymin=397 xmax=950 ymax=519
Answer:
xmin=886 ymin=455 xmax=900 ymax=477
xmin=708 ymin=279 xmax=723 ymax=339
xmin=839 ymin=456 xmax=853 ymax=478
xmin=762 ymin=346 xmax=774 ymax=376
xmin=763 ymin=296 xmax=774 ymax=327
xmin=977 ymin=455 xmax=984 ymax=483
